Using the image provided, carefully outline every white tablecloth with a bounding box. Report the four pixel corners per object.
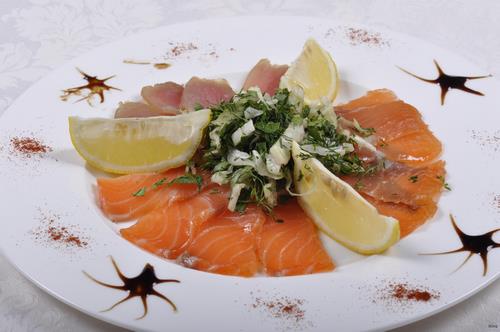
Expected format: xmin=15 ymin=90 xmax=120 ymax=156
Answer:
xmin=1 ymin=1 xmax=499 ymax=331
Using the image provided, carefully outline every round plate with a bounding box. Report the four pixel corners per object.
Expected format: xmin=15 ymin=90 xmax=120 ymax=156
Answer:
xmin=0 ymin=16 xmax=499 ymax=332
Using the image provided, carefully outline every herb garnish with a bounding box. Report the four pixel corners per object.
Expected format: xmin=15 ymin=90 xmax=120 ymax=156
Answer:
xmin=300 ymin=112 xmax=375 ymax=176
xmin=201 ymin=87 xmax=382 ymax=211
xmin=132 ymin=187 xmax=147 ymax=197
xmin=132 ymin=172 xmax=203 ymax=197
xmin=436 ymin=175 xmax=451 ymax=191
xmin=409 ymin=175 xmax=419 ymax=183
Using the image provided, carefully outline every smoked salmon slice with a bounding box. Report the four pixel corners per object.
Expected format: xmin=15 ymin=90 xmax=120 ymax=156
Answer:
xmin=342 ymin=161 xmax=445 ymax=208
xmin=120 ymin=185 xmax=230 ymax=259
xmin=97 ymin=167 xmax=208 ymax=222
xmin=336 ymin=89 xmax=446 ymax=237
xmin=343 ymin=161 xmax=445 ymax=238
xmin=180 ymin=205 xmax=266 ymax=277
xmin=335 ymin=89 xmax=442 ymax=166
xmin=256 ymin=200 xmax=335 ymax=276
xmin=363 ymin=195 xmax=438 ymax=237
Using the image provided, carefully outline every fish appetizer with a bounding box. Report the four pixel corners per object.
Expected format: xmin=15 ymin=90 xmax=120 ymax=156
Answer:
xmin=69 ymin=39 xmax=446 ymax=277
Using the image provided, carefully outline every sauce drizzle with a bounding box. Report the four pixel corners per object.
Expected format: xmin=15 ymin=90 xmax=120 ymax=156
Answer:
xmin=398 ymin=60 xmax=491 ymax=105
xmin=84 ymin=257 xmax=180 ymax=319
xmin=422 ymin=214 xmax=499 ymax=276
xmin=61 ymin=68 xmax=120 ymax=105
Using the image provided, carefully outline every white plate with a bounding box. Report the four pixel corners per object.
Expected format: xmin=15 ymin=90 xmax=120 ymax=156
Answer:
xmin=0 ymin=16 xmax=499 ymax=332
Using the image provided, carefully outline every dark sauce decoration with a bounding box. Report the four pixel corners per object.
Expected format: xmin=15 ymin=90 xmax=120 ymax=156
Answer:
xmin=398 ymin=60 xmax=491 ymax=105
xmin=83 ymin=257 xmax=180 ymax=319
xmin=422 ymin=214 xmax=499 ymax=276
xmin=61 ymin=68 xmax=120 ymax=104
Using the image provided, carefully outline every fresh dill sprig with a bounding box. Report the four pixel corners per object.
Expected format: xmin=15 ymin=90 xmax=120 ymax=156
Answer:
xmin=436 ymin=175 xmax=451 ymax=191
xmin=132 ymin=187 xmax=147 ymax=197
xmin=132 ymin=172 xmax=203 ymax=197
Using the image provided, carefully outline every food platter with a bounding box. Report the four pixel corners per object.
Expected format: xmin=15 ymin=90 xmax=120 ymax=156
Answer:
xmin=0 ymin=16 xmax=499 ymax=331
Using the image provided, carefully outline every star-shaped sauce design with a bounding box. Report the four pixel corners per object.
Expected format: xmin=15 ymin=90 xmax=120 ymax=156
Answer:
xmin=61 ymin=68 xmax=120 ymax=105
xmin=398 ymin=60 xmax=491 ymax=105
xmin=423 ymin=215 xmax=499 ymax=276
xmin=84 ymin=257 xmax=180 ymax=319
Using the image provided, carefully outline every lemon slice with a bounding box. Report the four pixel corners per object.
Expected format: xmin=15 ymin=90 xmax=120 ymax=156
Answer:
xmin=280 ymin=38 xmax=340 ymax=106
xmin=291 ymin=142 xmax=399 ymax=254
xmin=69 ymin=109 xmax=211 ymax=174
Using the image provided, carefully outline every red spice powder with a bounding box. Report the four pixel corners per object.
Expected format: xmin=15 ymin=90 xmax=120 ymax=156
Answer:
xmin=33 ymin=211 xmax=89 ymax=249
xmin=10 ymin=136 xmax=52 ymax=157
xmin=383 ymin=282 xmax=440 ymax=303
xmin=166 ymin=42 xmax=198 ymax=59
xmin=470 ymin=130 xmax=500 ymax=152
xmin=47 ymin=223 xmax=88 ymax=248
xmin=493 ymin=194 xmax=500 ymax=213
xmin=208 ymin=51 xmax=219 ymax=59
xmin=346 ymin=28 xmax=389 ymax=47
xmin=390 ymin=283 xmax=435 ymax=302
xmin=252 ymin=296 xmax=305 ymax=322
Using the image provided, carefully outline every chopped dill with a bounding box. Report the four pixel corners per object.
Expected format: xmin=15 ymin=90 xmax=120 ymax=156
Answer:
xmin=353 ymin=180 xmax=365 ymax=190
xmin=436 ymin=175 xmax=451 ymax=191
xmin=201 ymin=87 xmax=382 ymax=211
xmin=132 ymin=187 xmax=146 ymax=197
xmin=131 ymin=172 xmax=203 ymax=197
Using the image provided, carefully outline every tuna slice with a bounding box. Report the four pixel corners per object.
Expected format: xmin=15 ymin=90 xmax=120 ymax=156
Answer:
xmin=179 ymin=77 xmax=234 ymax=111
xmin=242 ymin=59 xmax=288 ymax=96
xmin=141 ymin=81 xmax=184 ymax=115
xmin=114 ymin=101 xmax=173 ymax=118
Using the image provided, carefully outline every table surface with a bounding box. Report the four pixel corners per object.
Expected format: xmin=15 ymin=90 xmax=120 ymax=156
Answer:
xmin=1 ymin=1 xmax=499 ymax=331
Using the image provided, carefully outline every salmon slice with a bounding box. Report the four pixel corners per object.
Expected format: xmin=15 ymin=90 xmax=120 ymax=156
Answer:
xmin=120 ymin=185 xmax=230 ymax=259
xmin=336 ymin=89 xmax=397 ymax=109
xmin=342 ymin=161 xmax=445 ymax=207
xmin=337 ymin=90 xmax=446 ymax=236
xmin=242 ymin=59 xmax=288 ymax=96
xmin=97 ymin=167 xmax=206 ymax=222
xmin=256 ymin=200 xmax=334 ymax=276
xmin=364 ymin=195 xmax=438 ymax=237
xmin=180 ymin=205 xmax=266 ymax=277
xmin=336 ymin=89 xmax=442 ymax=166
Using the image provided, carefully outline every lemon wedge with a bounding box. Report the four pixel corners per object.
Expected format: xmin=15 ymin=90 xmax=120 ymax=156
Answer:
xmin=291 ymin=142 xmax=400 ymax=254
xmin=69 ymin=109 xmax=211 ymax=174
xmin=280 ymin=38 xmax=340 ymax=106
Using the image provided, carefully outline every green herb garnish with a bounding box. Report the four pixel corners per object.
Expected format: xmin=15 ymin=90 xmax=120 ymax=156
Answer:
xmin=353 ymin=180 xmax=365 ymax=190
xmin=352 ymin=119 xmax=376 ymax=137
xmin=132 ymin=187 xmax=146 ymax=197
xmin=201 ymin=87 xmax=381 ymax=211
xmin=436 ymin=175 xmax=451 ymax=191
xmin=409 ymin=175 xmax=419 ymax=183
xmin=132 ymin=172 xmax=203 ymax=197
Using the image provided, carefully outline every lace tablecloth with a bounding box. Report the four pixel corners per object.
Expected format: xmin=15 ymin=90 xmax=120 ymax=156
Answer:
xmin=1 ymin=1 xmax=499 ymax=331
